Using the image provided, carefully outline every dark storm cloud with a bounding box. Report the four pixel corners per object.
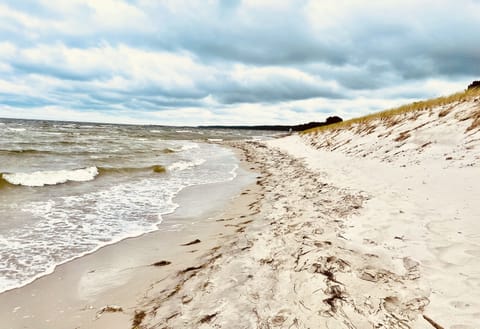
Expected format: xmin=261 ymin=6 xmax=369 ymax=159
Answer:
xmin=215 ymin=79 xmax=343 ymax=104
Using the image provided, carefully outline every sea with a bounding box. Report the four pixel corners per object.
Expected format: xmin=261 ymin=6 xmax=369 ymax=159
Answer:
xmin=0 ymin=118 xmax=274 ymax=293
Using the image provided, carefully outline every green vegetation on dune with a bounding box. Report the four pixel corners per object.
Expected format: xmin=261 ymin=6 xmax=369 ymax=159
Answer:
xmin=302 ymin=87 xmax=480 ymax=135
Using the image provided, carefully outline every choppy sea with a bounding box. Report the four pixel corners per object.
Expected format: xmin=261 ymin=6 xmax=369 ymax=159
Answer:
xmin=0 ymin=118 xmax=273 ymax=293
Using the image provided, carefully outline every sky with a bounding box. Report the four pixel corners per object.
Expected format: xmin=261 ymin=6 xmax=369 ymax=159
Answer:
xmin=0 ymin=0 xmax=479 ymax=126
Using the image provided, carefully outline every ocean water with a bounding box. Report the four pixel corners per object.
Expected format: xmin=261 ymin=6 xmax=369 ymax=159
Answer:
xmin=0 ymin=118 xmax=272 ymax=293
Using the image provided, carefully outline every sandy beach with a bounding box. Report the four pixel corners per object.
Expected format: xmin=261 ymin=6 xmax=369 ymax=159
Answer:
xmin=0 ymin=162 xmax=258 ymax=329
xmin=2 ymin=2 xmax=480 ymax=329
xmin=1 ymin=98 xmax=479 ymax=329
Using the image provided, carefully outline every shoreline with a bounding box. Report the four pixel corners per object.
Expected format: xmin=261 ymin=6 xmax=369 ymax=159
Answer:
xmin=0 ymin=147 xmax=259 ymax=329
xmin=0 ymin=147 xmax=249 ymax=296
xmin=2 ymin=133 xmax=477 ymax=328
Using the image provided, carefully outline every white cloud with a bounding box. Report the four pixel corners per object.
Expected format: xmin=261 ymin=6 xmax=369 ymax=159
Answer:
xmin=0 ymin=0 xmax=479 ymax=125
xmin=12 ymin=43 xmax=210 ymax=90
xmin=0 ymin=42 xmax=16 ymax=58
xmin=0 ymin=4 xmax=45 ymax=29
xmin=0 ymin=79 xmax=31 ymax=94
xmin=82 ymin=0 xmax=148 ymax=27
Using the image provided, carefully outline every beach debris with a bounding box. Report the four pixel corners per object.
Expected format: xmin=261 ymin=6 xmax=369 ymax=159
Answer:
xmin=199 ymin=312 xmax=218 ymax=324
xmin=179 ymin=265 xmax=205 ymax=274
xmin=96 ymin=305 xmax=123 ymax=318
xmin=181 ymin=239 xmax=201 ymax=246
xmin=132 ymin=310 xmax=146 ymax=328
xmin=152 ymin=260 xmax=171 ymax=267
xmin=166 ymin=312 xmax=180 ymax=321
xmin=165 ymin=283 xmax=183 ymax=299
xmin=323 ymin=285 xmax=346 ymax=313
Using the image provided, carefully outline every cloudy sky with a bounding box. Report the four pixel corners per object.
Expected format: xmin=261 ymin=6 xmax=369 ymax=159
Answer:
xmin=0 ymin=0 xmax=479 ymax=125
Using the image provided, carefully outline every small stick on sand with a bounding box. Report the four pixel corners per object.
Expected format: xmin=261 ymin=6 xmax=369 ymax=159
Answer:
xmin=423 ymin=315 xmax=445 ymax=329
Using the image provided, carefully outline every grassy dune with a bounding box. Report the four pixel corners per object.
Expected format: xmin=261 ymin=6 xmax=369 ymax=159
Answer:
xmin=303 ymin=88 xmax=480 ymax=134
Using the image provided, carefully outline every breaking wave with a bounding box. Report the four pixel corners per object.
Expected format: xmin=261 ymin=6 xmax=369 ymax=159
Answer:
xmin=168 ymin=159 xmax=205 ymax=171
xmin=0 ymin=165 xmax=167 ymax=188
xmin=1 ymin=167 xmax=99 ymax=187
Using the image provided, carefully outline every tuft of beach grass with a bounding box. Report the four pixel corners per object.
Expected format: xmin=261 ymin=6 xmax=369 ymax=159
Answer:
xmin=302 ymin=88 xmax=480 ymax=135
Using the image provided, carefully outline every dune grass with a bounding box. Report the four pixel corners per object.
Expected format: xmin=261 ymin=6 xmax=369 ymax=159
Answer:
xmin=302 ymin=88 xmax=480 ymax=135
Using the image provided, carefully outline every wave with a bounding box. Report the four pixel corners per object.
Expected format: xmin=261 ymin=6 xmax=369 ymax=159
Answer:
xmin=1 ymin=167 xmax=99 ymax=187
xmin=179 ymin=143 xmax=200 ymax=151
xmin=0 ymin=165 xmax=167 ymax=188
xmin=98 ymin=165 xmax=167 ymax=175
xmin=0 ymin=149 xmax=60 ymax=155
xmin=0 ymin=175 xmax=14 ymax=189
xmin=168 ymin=159 xmax=205 ymax=171
xmin=161 ymin=148 xmax=176 ymax=154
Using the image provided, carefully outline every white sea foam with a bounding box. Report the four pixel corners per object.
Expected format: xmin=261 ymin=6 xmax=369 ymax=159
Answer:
xmin=168 ymin=159 xmax=206 ymax=171
xmin=0 ymin=176 xmax=180 ymax=293
xmin=180 ymin=143 xmax=200 ymax=151
xmin=229 ymin=163 xmax=239 ymax=179
xmin=2 ymin=167 xmax=99 ymax=187
xmin=7 ymin=128 xmax=26 ymax=132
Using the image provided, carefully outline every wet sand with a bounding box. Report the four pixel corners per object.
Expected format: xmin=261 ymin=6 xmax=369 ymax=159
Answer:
xmin=0 ymin=157 xmax=258 ymax=329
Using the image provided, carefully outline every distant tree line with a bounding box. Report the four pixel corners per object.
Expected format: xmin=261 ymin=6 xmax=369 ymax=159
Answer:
xmin=200 ymin=116 xmax=343 ymax=132
xmin=468 ymin=81 xmax=480 ymax=90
